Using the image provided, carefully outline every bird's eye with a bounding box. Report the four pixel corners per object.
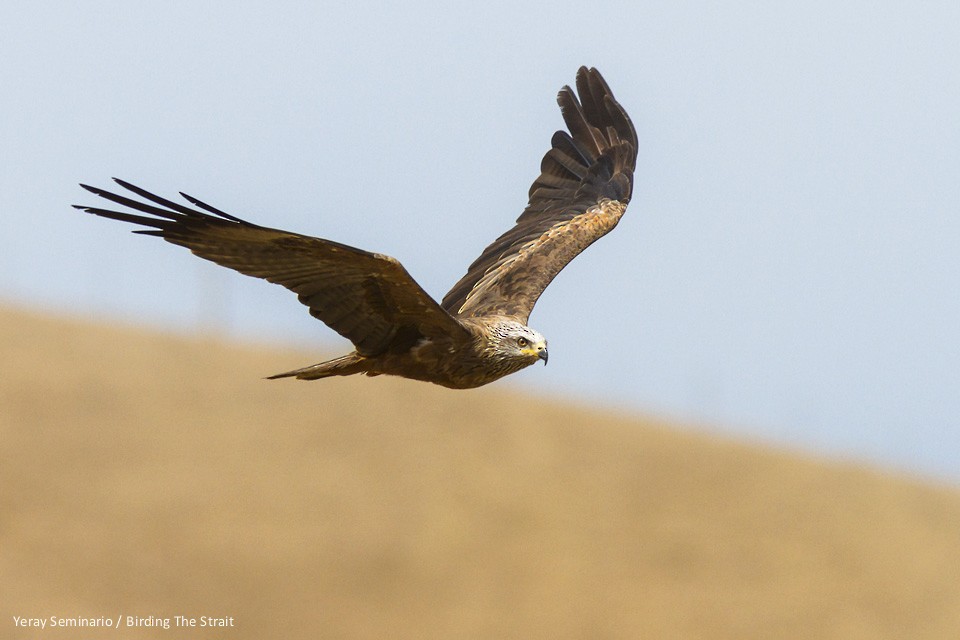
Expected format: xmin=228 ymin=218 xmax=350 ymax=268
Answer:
xmin=517 ymin=337 xmax=529 ymax=347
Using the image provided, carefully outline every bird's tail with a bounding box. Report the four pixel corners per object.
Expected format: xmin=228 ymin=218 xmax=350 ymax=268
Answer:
xmin=266 ymin=353 xmax=370 ymax=381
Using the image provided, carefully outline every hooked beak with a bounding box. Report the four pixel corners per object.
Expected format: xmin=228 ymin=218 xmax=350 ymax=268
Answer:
xmin=537 ymin=346 xmax=548 ymax=365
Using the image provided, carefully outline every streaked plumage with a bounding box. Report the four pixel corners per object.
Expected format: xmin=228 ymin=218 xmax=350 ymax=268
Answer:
xmin=74 ymin=66 xmax=637 ymax=388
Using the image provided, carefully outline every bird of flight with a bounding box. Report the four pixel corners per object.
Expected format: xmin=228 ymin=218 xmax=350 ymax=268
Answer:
xmin=75 ymin=67 xmax=637 ymax=389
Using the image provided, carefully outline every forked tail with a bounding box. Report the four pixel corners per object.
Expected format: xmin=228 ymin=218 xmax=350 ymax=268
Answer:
xmin=266 ymin=353 xmax=369 ymax=381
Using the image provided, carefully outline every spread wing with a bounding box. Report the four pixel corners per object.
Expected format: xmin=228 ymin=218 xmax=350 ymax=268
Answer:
xmin=74 ymin=179 xmax=470 ymax=355
xmin=441 ymin=66 xmax=637 ymax=322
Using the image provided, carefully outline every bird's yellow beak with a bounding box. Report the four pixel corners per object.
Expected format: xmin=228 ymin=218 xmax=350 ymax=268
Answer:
xmin=521 ymin=342 xmax=548 ymax=365
xmin=520 ymin=341 xmax=548 ymax=365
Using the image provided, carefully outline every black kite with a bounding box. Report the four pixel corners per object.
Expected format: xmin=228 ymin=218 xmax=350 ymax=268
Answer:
xmin=74 ymin=67 xmax=637 ymax=388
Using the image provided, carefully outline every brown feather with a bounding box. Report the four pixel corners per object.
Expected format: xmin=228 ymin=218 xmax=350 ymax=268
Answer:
xmin=75 ymin=180 xmax=469 ymax=356
xmin=441 ymin=66 xmax=637 ymax=321
xmin=74 ymin=66 xmax=637 ymax=389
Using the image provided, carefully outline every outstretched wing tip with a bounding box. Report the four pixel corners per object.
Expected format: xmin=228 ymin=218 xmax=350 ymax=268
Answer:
xmin=75 ymin=179 xmax=468 ymax=353
xmin=441 ymin=66 xmax=637 ymax=319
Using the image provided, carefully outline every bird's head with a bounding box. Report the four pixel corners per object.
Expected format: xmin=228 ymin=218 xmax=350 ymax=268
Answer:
xmin=489 ymin=320 xmax=548 ymax=367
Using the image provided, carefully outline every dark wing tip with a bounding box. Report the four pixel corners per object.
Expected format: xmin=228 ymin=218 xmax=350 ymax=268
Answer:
xmin=79 ymin=183 xmax=106 ymax=196
xmin=74 ymin=179 xmax=258 ymax=230
xmin=179 ymin=191 xmax=246 ymax=223
xmin=521 ymin=67 xmax=637 ymax=220
xmin=440 ymin=67 xmax=637 ymax=317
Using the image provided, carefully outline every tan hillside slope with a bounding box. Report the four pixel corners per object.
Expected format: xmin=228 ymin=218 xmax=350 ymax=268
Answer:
xmin=2 ymin=306 xmax=959 ymax=639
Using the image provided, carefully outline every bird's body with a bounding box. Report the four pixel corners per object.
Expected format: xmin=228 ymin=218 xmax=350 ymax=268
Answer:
xmin=75 ymin=67 xmax=637 ymax=388
xmin=281 ymin=317 xmax=545 ymax=389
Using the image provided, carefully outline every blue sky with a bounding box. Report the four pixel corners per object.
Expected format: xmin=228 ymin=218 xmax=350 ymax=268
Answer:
xmin=2 ymin=1 xmax=958 ymax=481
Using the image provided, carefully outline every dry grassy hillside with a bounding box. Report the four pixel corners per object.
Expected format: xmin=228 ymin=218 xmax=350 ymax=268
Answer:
xmin=2 ymin=306 xmax=959 ymax=639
